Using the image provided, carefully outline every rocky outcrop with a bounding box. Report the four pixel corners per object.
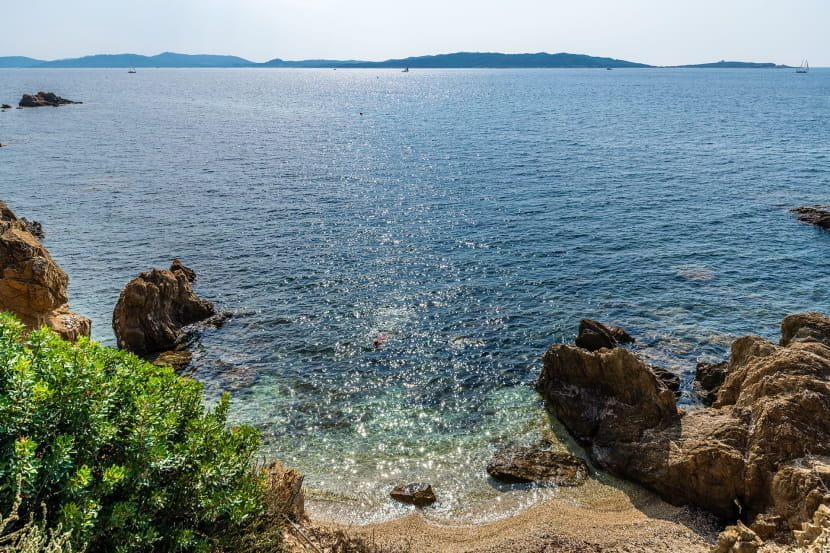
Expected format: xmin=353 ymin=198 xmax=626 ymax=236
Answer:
xmin=18 ymin=92 xmax=81 ymax=108
xmin=390 ymin=483 xmax=436 ymax=507
xmin=0 ymin=202 xmax=90 ymax=340
xmin=792 ymin=205 xmax=830 ymax=230
xmin=486 ymin=447 xmax=588 ymax=485
xmin=795 ymin=504 xmax=830 ymax=552
xmin=574 ymin=319 xmax=634 ymax=352
xmin=537 ymin=313 xmax=830 ymax=534
xmin=112 ymin=260 xmax=217 ymax=356
xmin=264 ymin=460 xmax=305 ymax=521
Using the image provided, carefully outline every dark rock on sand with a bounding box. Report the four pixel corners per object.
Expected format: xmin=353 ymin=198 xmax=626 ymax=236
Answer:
xmin=486 ymin=447 xmax=588 ymax=485
xmin=574 ymin=319 xmax=634 ymax=352
xmin=0 ymin=201 xmax=90 ymax=340
xmin=390 ymin=483 xmax=436 ymax=507
xmin=112 ymin=260 xmax=216 ymax=355
xmin=695 ymin=360 xmax=729 ymax=405
xmin=792 ymin=205 xmax=830 ymax=230
xmin=19 ymin=92 xmax=81 ymax=107
xmin=538 ymin=312 xmax=830 ymax=533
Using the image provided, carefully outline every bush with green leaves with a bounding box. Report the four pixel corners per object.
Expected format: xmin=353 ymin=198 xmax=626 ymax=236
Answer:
xmin=0 ymin=313 xmax=277 ymax=553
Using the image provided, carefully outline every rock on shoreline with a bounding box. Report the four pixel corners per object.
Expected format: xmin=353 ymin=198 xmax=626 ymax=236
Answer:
xmin=112 ymin=259 xmax=221 ymax=357
xmin=0 ymin=202 xmax=91 ymax=340
xmin=486 ymin=447 xmax=589 ymax=486
xmin=537 ymin=312 xmax=830 ymax=539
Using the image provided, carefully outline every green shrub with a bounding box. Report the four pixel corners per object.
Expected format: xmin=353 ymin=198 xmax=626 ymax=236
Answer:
xmin=0 ymin=313 xmax=276 ymax=553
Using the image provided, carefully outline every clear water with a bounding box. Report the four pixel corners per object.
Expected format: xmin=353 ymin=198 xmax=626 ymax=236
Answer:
xmin=1 ymin=68 xmax=829 ymax=523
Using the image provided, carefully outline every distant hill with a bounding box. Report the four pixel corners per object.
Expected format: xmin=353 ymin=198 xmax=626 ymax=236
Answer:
xmin=673 ymin=60 xmax=789 ymax=69
xmin=0 ymin=56 xmax=44 ymax=68
xmin=0 ymin=51 xmax=797 ymax=69
xmin=38 ymin=52 xmax=254 ymax=68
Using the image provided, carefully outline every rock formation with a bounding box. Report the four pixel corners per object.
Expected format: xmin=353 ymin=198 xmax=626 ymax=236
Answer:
xmin=390 ymin=483 xmax=436 ymax=507
xmin=112 ymin=260 xmax=218 ymax=356
xmin=695 ymin=360 xmax=729 ymax=405
xmin=574 ymin=319 xmax=634 ymax=352
xmin=537 ymin=312 xmax=830 ymax=537
xmin=18 ymin=92 xmax=81 ymax=108
xmin=0 ymin=202 xmax=90 ymax=340
xmin=486 ymin=447 xmax=588 ymax=485
xmin=792 ymin=205 xmax=830 ymax=230
xmin=710 ymin=522 xmax=763 ymax=553
xmin=264 ymin=460 xmax=305 ymax=521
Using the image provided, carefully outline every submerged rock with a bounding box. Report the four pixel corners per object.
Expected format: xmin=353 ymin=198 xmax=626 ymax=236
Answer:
xmin=149 ymin=349 xmax=193 ymax=371
xmin=792 ymin=205 xmax=830 ymax=230
xmin=390 ymin=483 xmax=436 ymax=507
xmin=19 ymin=92 xmax=81 ymax=107
xmin=486 ymin=447 xmax=588 ymax=485
xmin=574 ymin=319 xmax=634 ymax=352
xmin=538 ymin=312 xmax=830 ymax=533
xmin=112 ymin=260 xmax=217 ymax=355
xmin=0 ymin=201 xmax=90 ymax=340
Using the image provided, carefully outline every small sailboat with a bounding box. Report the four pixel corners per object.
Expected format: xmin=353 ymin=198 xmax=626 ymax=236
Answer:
xmin=128 ymin=66 xmax=137 ymax=74
xmin=796 ymin=60 xmax=809 ymax=74
xmin=402 ymin=67 xmax=410 ymax=73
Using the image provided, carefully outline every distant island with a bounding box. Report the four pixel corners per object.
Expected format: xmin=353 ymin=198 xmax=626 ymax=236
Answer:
xmin=0 ymin=51 xmax=794 ymax=69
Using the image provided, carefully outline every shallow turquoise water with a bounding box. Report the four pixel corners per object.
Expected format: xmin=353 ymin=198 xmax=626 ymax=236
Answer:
xmin=1 ymin=67 xmax=828 ymax=521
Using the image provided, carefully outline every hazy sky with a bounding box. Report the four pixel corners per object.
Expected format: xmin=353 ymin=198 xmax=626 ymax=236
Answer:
xmin=1 ymin=0 xmax=827 ymax=66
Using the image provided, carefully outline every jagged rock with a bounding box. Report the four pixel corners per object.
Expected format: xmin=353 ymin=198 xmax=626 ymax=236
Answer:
xmin=794 ymin=504 xmax=830 ymax=551
xmin=486 ymin=447 xmax=588 ymax=485
xmin=792 ymin=205 xmax=830 ymax=231
xmin=0 ymin=201 xmax=90 ymax=340
xmin=781 ymin=312 xmax=830 ymax=348
xmin=390 ymin=483 xmax=436 ymax=507
xmin=19 ymin=218 xmax=44 ymax=240
xmin=695 ymin=360 xmax=729 ymax=405
xmin=748 ymin=514 xmax=781 ymax=541
xmin=652 ymin=365 xmax=682 ymax=398
xmin=710 ymin=522 xmax=762 ymax=553
xmin=574 ymin=319 xmax=635 ymax=352
xmin=264 ymin=460 xmax=305 ymax=521
xmin=112 ymin=260 xmax=216 ymax=355
xmin=538 ymin=313 xmax=830 ymax=529
xmin=19 ymin=92 xmax=81 ymax=107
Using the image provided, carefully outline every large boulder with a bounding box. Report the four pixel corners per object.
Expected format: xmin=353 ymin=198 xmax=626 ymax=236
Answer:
xmin=18 ymin=92 xmax=81 ymax=108
xmin=390 ymin=483 xmax=436 ymax=507
xmin=486 ymin=447 xmax=588 ymax=485
xmin=0 ymin=202 xmax=90 ymax=340
xmin=537 ymin=313 xmax=830 ymax=533
xmin=112 ymin=260 xmax=217 ymax=355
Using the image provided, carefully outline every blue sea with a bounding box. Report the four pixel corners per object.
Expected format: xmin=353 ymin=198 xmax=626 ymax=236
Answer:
xmin=1 ymin=67 xmax=828 ymax=522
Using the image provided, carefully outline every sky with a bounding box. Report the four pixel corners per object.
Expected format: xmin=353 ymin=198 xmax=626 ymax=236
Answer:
xmin=1 ymin=0 xmax=827 ymax=66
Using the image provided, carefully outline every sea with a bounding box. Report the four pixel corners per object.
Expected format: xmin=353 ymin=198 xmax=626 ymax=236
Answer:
xmin=1 ymin=67 xmax=828 ymax=523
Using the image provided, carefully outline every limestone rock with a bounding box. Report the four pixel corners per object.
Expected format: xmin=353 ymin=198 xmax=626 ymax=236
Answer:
xmin=112 ymin=260 xmax=216 ymax=355
xmin=390 ymin=483 xmax=436 ymax=507
xmin=794 ymin=504 xmax=830 ymax=551
xmin=792 ymin=205 xmax=830 ymax=231
xmin=574 ymin=319 xmax=635 ymax=352
xmin=264 ymin=460 xmax=305 ymax=521
xmin=19 ymin=92 xmax=81 ymax=107
xmin=710 ymin=522 xmax=762 ymax=553
xmin=486 ymin=447 xmax=588 ymax=485
xmin=0 ymin=201 xmax=90 ymax=340
xmin=538 ymin=313 xmax=830 ymax=529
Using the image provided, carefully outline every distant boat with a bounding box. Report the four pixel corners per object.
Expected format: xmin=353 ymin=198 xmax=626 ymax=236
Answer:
xmin=606 ymin=67 xmax=613 ymax=70
xmin=402 ymin=67 xmax=410 ymax=73
xmin=128 ymin=66 xmax=137 ymax=74
xmin=796 ymin=60 xmax=809 ymax=74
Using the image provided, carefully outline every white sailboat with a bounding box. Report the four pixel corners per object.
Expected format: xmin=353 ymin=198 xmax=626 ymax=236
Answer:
xmin=402 ymin=67 xmax=410 ymax=73
xmin=796 ymin=60 xmax=809 ymax=74
xmin=128 ymin=66 xmax=137 ymax=74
